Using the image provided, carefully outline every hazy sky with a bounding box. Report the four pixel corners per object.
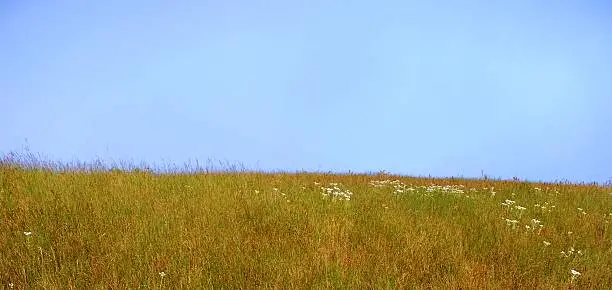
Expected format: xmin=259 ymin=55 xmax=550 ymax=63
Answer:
xmin=2 ymin=0 xmax=611 ymax=182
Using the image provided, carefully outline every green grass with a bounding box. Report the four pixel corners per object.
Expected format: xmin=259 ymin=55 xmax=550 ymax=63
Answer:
xmin=1 ymin=154 xmax=611 ymax=288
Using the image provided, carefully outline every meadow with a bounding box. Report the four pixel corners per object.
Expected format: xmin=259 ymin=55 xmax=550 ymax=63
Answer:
xmin=1 ymin=153 xmax=610 ymax=289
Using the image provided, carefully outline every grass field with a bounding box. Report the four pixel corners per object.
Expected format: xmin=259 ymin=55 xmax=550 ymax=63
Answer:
xmin=1 ymin=153 xmax=611 ymax=289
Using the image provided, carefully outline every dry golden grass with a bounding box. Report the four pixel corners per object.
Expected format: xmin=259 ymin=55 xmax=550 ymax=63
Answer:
xmin=0 ymin=153 xmax=610 ymax=289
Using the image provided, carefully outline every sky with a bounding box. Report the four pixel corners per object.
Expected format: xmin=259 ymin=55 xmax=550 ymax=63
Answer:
xmin=1 ymin=0 xmax=611 ymax=182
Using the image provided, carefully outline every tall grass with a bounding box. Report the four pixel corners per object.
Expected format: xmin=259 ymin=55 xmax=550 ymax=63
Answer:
xmin=1 ymin=152 xmax=610 ymax=288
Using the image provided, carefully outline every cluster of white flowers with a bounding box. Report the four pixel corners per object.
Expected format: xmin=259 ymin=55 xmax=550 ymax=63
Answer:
xmin=501 ymin=200 xmax=529 ymax=218
xmin=368 ymin=180 xmax=413 ymax=194
xmin=560 ymin=246 xmax=583 ymax=258
xmin=525 ymin=218 xmax=544 ymax=234
xmin=570 ymin=269 xmax=581 ymax=282
xmin=497 ymin=195 xmax=587 ymax=280
xmin=501 ymin=199 xmax=516 ymax=207
xmin=424 ymin=184 xmax=465 ymax=194
xmin=320 ymin=183 xmax=353 ymax=201
xmin=369 ymin=180 xmax=468 ymax=195
xmin=501 ymin=200 xmax=545 ymax=233
xmin=533 ymin=202 xmax=555 ymax=212
xmin=369 ymin=179 xmax=401 ymax=188
xmin=330 ymin=180 xmax=591 ymax=283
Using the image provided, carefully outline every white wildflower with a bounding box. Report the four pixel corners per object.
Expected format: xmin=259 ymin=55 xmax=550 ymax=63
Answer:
xmin=505 ymin=219 xmax=519 ymax=229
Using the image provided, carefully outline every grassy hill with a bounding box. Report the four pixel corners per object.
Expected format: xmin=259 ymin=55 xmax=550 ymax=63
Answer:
xmin=1 ymin=154 xmax=610 ymax=288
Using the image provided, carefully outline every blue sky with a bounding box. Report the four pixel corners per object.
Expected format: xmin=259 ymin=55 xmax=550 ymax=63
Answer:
xmin=1 ymin=0 xmax=611 ymax=182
